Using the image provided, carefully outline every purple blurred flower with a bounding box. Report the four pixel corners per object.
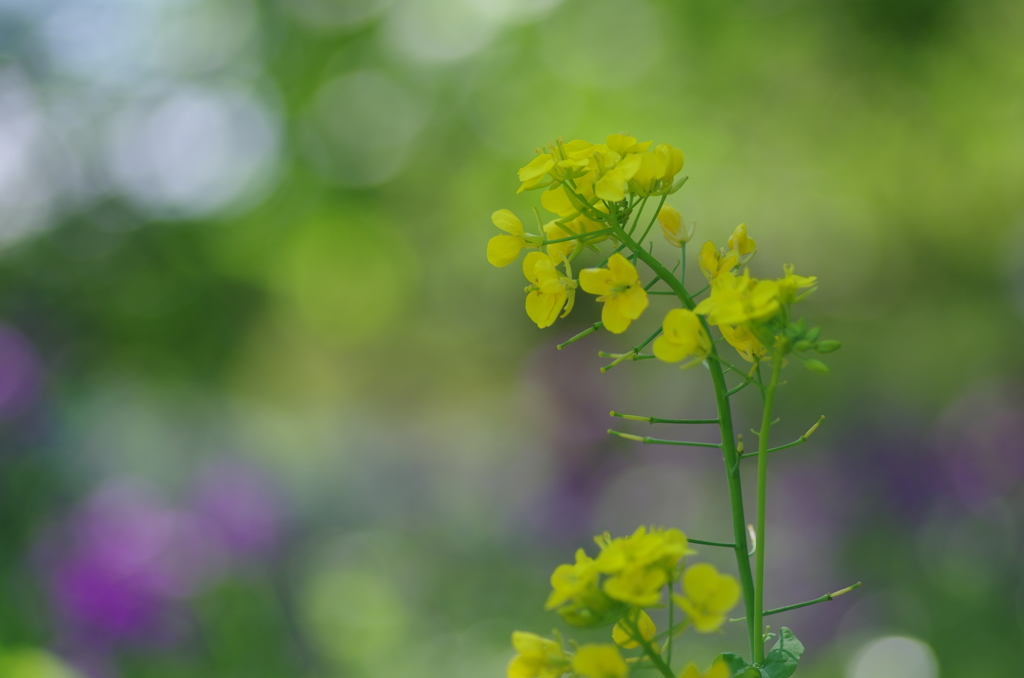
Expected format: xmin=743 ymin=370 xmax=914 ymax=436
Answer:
xmin=190 ymin=459 xmax=282 ymax=557
xmin=935 ymin=381 xmax=1024 ymax=510
xmin=46 ymin=480 xmax=223 ymax=643
xmin=0 ymin=324 xmax=43 ymax=417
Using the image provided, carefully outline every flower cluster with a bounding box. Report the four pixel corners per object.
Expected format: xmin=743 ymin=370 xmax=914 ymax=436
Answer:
xmin=509 ymin=527 xmax=740 ymax=678
xmin=491 ymin=132 xmax=846 ymax=678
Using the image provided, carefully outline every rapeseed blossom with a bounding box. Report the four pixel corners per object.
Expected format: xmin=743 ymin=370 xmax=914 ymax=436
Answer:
xmin=508 ymin=632 xmax=568 ymax=678
xmin=572 ymin=645 xmax=628 ymax=678
xmin=727 ymin=223 xmax=756 ymax=262
xmin=657 ymin=205 xmax=693 ymax=247
xmin=488 ymin=209 xmax=542 ymax=267
xmin=698 ymin=242 xmax=739 ymax=280
xmin=579 ymin=254 xmax=649 ymax=333
xmin=718 ymin=324 xmax=766 ymax=363
xmin=545 ymin=548 xmax=599 ymax=611
xmin=777 ymin=263 xmax=817 ymax=303
xmin=523 ymin=252 xmax=576 ymax=328
xmin=694 ymin=270 xmax=780 ymax=327
xmin=611 ymin=610 xmax=657 ymax=649
xmin=672 ymin=563 xmax=740 ymax=633
xmin=653 ymin=309 xmax=710 ymax=367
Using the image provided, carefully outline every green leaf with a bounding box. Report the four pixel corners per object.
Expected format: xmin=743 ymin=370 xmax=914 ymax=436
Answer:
xmin=760 ymin=628 xmax=804 ymax=678
xmin=714 ymin=653 xmax=764 ymax=678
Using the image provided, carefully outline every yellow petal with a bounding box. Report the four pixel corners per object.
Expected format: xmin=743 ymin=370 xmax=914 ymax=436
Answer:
xmin=614 ymin=153 xmax=643 ymax=180
xmin=541 ymin=186 xmax=577 ymax=217
xmin=611 ymin=610 xmax=657 ymax=649
xmin=572 ymin=645 xmax=627 ymax=678
xmin=706 ymin=661 xmax=730 ymax=678
xmin=706 ymin=575 xmax=740 ymax=614
xmin=605 ymin=134 xmax=637 ymax=154
xmin=615 ymin=285 xmax=649 ymax=321
xmin=606 ymin=253 xmax=639 ymax=285
xmin=488 ymin=235 xmax=526 ymax=267
xmin=523 ymin=251 xmax=553 ymax=283
xmin=525 ymin=287 xmax=564 ymax=328
xmin=518 ymin=154 xmax=555 ymax=183
xmin=595 ymin=170 xmax=626 ymax=202
xmin=601 ymin=301 xmax=631 ymax=334
xmin=492 ymin=209 xmax=524 ymax=235
xmin=653 ymin=334 xmax=690 ymax=363
xmin=678 ymin=664 xmax=701 ymax=678
xmin=683 ymin=563 xmax=719 ymax=605
xmin=579 ymin=267 xmax=613 ymax=296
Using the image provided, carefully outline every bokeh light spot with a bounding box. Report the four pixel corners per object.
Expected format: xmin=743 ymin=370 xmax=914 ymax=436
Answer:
xmin=107 ymin=87 xmax=281 ymax=217
xmin=847 ymin=636 xmax=939 ymax=678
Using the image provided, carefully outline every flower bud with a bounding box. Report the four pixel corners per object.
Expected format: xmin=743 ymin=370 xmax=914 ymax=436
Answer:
xmin=657 ymin=205 xmax=693 ymax=247
xmin=804 ymin=359 xmax=830 ymax=374
xmin=815 ymin=340 xmax=842 ymax=353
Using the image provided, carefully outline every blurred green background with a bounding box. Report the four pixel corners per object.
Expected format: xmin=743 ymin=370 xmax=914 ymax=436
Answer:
xmin=0 ymin=0 xmax=1022 ymax=676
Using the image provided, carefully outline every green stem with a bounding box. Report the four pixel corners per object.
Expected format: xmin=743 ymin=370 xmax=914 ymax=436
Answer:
xmin=732 ymin=582 xmax=861 ymax=622
xmin=609 ymin=412 xmax=719 ymax=425
xmin=752 ymin=351 xmax=784 ymax=663
xmin=607 ymin=430 xmax=720 ymax=448
xmin=627 ymin=616 xmax=674 ymax=678
xmin=602 ymin=201 xmax=759 ymax=662
xmin=687 ymin=537 xmax=736 ymax=548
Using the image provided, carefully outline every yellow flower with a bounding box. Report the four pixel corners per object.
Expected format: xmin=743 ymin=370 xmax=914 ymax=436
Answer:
xmin=653 ymin=143 xmax=684 ymax=183
xmin=727 ymin=224 xmax=756 ymax=261
xmin=546 ymin=548 xmax=600 ymax=611
xmin=488 ymin=209 xmax=542 ymax=267
xmin=578 ymin=254 xmax=649 ymax=334
xmin=718 ymin=324 xmax=766 ymax=363
xmin=678 ymin=661 xmax=730 ymax=678
xmin=672 ymin=563 xmax=740 ymax=633
xmin=518 ymin=154 xmax=556 ymax=193
xmin=697 ymin=241 xmax=738 ymax=280
xmin=508 ymin=631 xmax=568 ymax=678
xmin=541 ymin=185 xmax=578 ymax=217
xmin=603 ymin=565 xmax=667 ymax=607
xmin=653 ymin=309 xmax=711 ymax=367
xmin=594 ymin=527 xmax=693 ymax=575
xmin=657 ymin=205 xmax=693 ymax=247
xmin=631 ymin=143 xmax=685 ymax=196
xmin=595 ymin=152 xmax=643 ymax=202
xmin=776 ymin=263 xmax=817 ymax=303
xmin=523 ymin=252 xmax=576 ymax=328
xmin=612 ymin=610 xmax=657 ymax=649
xmin=572 ymin=645 xmax=627 ymax=678
xmin=605 ymin=133 xmax=650 ymax=155
xmin=693 ymin=271 xmax=780 ymax=327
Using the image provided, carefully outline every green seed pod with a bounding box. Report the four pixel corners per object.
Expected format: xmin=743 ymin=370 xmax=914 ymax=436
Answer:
xmin=815 ymin=340 xmax=842 ymax=353
xmin=804 ymin=359 xmax=830 ymax=374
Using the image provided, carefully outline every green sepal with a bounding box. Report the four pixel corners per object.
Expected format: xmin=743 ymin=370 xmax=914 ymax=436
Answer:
xmin=714 ymin=653 xmax=764 ymax=678
xmin=760 ymin=628 xmax=804 ymax=678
